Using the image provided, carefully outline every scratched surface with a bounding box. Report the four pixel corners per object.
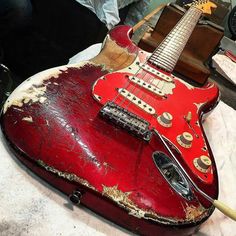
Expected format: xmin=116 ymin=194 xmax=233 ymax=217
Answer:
xmin=1 ymin=25 xmax=219 ymax=234
xmin=0 ymin=132 xmax=131 ymax=236
xmin=0 ymin=25 xmax=235 ymax=235
xmin=0 ymin=101 xmax=236 ymax=236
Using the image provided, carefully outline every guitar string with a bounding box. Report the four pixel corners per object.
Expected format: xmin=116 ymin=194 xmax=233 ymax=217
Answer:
xmin=109 ymin=28 xmax=177 ymax=107
xmin=113 ymin=6 xmax=201 ymax=112
xmin=103 ymin=6 xmax=201 ymax=129
xmin=110 ymin=53 xmax=153 ymax=105
xmin=111 ymin=52 xmax=165 ymax=109
xmin=126 ymin=35 xmax=181 ymax=110
xmin=132 ymin=16 xmax=196 ymax=111
xmin=120 ymin=56 xmax=167 ymax=115
xmin=110 ymin=5 xmax=196 ymax=108
xmin=105 ymin=34 xmax=182 ymax=127
xmin=109 ymin=31 xmax=178 ymax=117
xmin=102 ymin=51 xmax=163 ymax=129
xmin=104 ymin=50 xmax=169 ymax=131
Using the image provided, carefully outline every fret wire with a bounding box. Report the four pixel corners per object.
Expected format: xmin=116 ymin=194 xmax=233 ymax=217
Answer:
xmin=150 ymin=60 xmax=172 ymax=67
xmin=152 ymin=51 xmax=182 ymax=61
xmin=158 ymin=44 xmax=185 ymax=52
xmin=151 ymin=49 xmax=183 ymax=58
xmin=151 ymin=58 xmax=175 ymax=66
xmin=158 ymin=39 xmax=187 ymax=48
xmin=150 ymin=6 xmax=202 ymax=71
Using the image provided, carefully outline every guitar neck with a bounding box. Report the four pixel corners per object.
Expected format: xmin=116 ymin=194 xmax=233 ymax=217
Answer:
xmin=148 ymin=6 xmax=202 ymax=72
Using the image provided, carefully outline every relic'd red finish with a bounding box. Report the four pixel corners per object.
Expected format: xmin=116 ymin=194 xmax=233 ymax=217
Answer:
xmin=1 ymin=25 xmax=219 ymax=235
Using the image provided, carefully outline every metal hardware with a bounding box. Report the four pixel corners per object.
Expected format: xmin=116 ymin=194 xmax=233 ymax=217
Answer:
xmin=100 ymin=102 xmax=152 ymax=141
xmin=118 ymin=88 xmax=156 ymax=115
xmin=153 ymin=129 xmax=213 ymax=203
xmin=128 ymin=76 xmax=165 ymax=97
xmin=153 ymin=151 xmax=194 ymax=201
xmin=69 ymin=190 xmax=82 ymax=205
xmin=141 ymin=63 xmax=173 ymax=82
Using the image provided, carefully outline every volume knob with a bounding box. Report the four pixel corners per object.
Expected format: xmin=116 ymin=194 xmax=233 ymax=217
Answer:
xmin=177 ymin=132 xmax=193 ymax=148
xmin=157 ymin=112 xmax=173 ymax=127
xmin=193 ymin=155 xmax=212 ymax=173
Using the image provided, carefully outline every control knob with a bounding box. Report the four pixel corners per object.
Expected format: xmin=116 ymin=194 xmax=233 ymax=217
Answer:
xmin=157 ymin=112 xmax=173 ymax=127
xmin=177 ymin=132 xmax=193 ymax=148
xmin=193 ymin=155 xmax=212 ymax=173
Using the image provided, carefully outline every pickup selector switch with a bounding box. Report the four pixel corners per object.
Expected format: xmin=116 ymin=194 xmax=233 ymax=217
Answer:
xmin=193 ymin=155 xmax=212 ymax=173
xmin=157 ymin=112 xmax=173 ymax=127
xmin=177 ymin=132 xmax=193 ymax=148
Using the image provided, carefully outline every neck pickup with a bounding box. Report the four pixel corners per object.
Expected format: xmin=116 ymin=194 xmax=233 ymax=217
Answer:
xmin=100 ymin=102 xmax=152 ymax=141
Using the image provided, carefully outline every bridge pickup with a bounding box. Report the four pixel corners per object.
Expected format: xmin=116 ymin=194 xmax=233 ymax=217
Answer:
xmin=118 ymin=88 xmax=156 ymax=115
xmin=128 ymin=76 xmax=165 ymax=97
xmin=100 ymin=102 xmax=152 ymax=141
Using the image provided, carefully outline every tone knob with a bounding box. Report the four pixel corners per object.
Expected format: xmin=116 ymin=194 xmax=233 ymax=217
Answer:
xmin=157 ymin=112 xmax=173 ymax=127
xmin=193 ymin=155 xmax=212 ymax=173
xmin=177 ymin=132 xmax=193 ymax=148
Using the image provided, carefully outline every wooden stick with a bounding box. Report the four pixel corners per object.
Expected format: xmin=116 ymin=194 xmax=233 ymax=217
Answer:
xmin=132 ymin=4 xmax=166 ymax=32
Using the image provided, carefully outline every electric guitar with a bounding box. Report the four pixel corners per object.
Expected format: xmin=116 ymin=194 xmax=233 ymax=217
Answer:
xmin=1 ymin=2 xmax=235 ymax=235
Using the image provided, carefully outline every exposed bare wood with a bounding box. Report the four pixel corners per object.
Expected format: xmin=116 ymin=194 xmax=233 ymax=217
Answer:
xmin=91 ymin=37 xmax=136 ymax=71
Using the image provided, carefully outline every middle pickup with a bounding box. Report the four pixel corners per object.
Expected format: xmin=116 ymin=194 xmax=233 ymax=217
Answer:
xmin=128 ymin=76 xmax=165 ymax=97
xmin=118 ymin=88 xmax=156 ymax=115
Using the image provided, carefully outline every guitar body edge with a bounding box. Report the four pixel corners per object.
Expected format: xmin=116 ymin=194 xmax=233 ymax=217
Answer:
xmin=0 ymin=25 xmax=219 ymax=235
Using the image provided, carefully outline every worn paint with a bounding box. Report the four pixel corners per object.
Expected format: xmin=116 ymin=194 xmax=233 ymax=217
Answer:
xmin=1 ymin=25 xmax=219 ymax=235
xmin=185 ymin=205 xmax=206 ymax=221
xmin=101 ymin=185 xmax=174 ymax=223
xmin=37 ymin=160 xmax=209 ymax=224
xmin=194 ymin=102 xmax=206 ymax=112
xmin=91 ymin=35 xmax=136 ymax=72
xmin=3 ymin=62 xmax=93 ymax=114
xmin=29 ymin=156 xmax=214 ymax=226
xmin=22 ymin=116 xmax=33 ymax=123
xmin=102 ymin=185 xmax=211 ymax=224
xmin=175 ymin=78 xmax=194 ymax=90
xmin=37 ymin=160 xmax=96 ymax=191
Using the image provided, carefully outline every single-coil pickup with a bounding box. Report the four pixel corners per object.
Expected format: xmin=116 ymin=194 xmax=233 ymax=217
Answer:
xmin=128 ymin=76 xmax=165 ymax=97
xmin=141 ymin=64 xmax=173 ymax=82
xmin=118 ymin=88 xmax=155 ymax=115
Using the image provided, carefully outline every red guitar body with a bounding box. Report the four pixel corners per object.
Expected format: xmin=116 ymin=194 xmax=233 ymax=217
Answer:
xmin=1 ymin=25 xmax=219 ymax=235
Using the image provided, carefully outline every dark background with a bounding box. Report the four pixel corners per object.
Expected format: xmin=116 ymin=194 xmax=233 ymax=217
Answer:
xmin=1 ymin=0 xmax=130 ymax=78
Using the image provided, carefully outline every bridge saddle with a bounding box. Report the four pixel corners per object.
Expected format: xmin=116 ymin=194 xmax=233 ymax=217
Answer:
xmin=100 ymin=102 xmax=152 ymax=141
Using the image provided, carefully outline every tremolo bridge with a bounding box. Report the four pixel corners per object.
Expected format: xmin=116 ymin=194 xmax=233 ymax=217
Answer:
xmin=100 ymin=102 xmax=152 ymax=141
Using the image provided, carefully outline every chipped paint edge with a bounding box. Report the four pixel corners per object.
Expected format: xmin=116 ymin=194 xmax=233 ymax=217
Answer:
xmin=194 ymin=102 xmax=206 ymax=113
xmin=37 ymin=159 xmax=96 ymax=191
xmin=37 ymin=160 xmax=212 ymax=225
xmin=106 ymin=35 xmax=137 ymax=59
xmin=3 ymin=62 xmax=96 ymax=114
xmin=101 ymin=185 xmax=211 ymax=225
xmin=22 ymin=116 xmax=33 ymax=123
